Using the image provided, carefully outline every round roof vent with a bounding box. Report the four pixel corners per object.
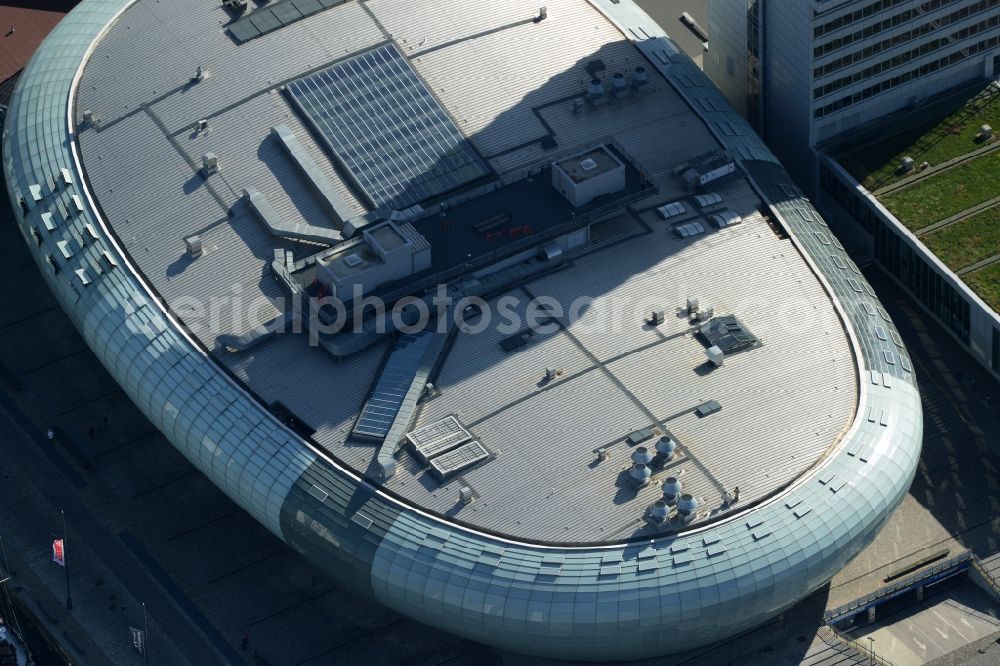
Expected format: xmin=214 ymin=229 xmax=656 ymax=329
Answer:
xmin=649 ymin=499 xmax=669 ymax=523
xmin=676 ymin=493 xmax=699 ymax=515
xmin=632 ymin=446 xmax=654 ymax=465
xmin=629 ymin=463 xmax=651 ymax=486
xmin=661 ymin=476 xmax=682 ymax=499
xmin=655 ymin=436 xmax=677 ymax=457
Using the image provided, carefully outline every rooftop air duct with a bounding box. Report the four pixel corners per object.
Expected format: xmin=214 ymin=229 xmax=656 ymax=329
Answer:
xmin=631 ymin=446 xmax=654 ymax=465
xmin=649 ymin=500 xmax=670 ymax=524
xmin=630 ymin=463 xmax=651 ymax=487
xmin=610 ymin=73 xmax=626 ymax=98
xmin=632 ymin=66 xmax=648 ymax=91
xmin=586 ymin=78 xmax=604 ymax=104
xmin=654 ymin=436 xmax=677 ymax=464
xmin=676 ymin=494 xmax=699 ymax=523
xmin=661 ymin=476 xmax=682 ymax=504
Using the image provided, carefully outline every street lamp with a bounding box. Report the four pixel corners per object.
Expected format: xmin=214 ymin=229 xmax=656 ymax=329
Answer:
xmin=62 ymin=510 xmax=72 ymax=611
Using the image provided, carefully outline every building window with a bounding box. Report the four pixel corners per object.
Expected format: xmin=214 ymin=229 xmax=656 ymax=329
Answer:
xmin=993 ymin=327 xmax=1000 ymax=373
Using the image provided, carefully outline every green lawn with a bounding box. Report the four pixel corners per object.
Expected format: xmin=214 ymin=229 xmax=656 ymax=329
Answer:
xmin=922 ymin=206 xmax=1000 ymax=272
xmin=878 ymin=151 xmax=1000 ymax=230
xmin=841 ymin=84 xmax=1000 ymax=191
xmin=964 ymin=261 xmax=1000 ymax=313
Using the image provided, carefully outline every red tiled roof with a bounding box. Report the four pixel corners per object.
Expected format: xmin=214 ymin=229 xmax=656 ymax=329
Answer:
xmin=0 ymin=3 xmax=77 ymax=84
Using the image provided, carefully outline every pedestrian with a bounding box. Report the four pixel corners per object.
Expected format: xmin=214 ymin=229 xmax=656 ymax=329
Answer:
xmin=241 ymin=632 xmax=249 ymax=650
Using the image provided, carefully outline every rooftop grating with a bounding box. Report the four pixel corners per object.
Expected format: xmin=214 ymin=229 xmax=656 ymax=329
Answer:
xmin=286 ymin=43 xmax=491 ymax=211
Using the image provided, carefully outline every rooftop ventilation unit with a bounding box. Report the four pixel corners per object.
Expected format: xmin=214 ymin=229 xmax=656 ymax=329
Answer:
xmin=676 ymin=493 xmax=699 ymax=523
xmin=654 ymin=436 xmax=677 ymax=463
xmin=632 ymin=66 xmax=649 ymax=91
xmin=459 ymin=486 xmax=474 ymax=505
xmin=649 ymin=500 xmax=670 ymax=524
xmin=687 ymin=297 xmax=699 ymax=314
xmin=899 ymin=156 xmax=915 ymax=173
xmin=980 ymin=124 xmax=993 ymax=139
xmin=201 ymin=153 xmax=219 ymax=175
xmin=629 ymin=463 xmax=651 ymax=487
xmin=185 ymin=235 xmax=203 ymax=259
xmin=709 ymin=210 xmax=742 ymax=229
xmin=545 ymin=367 xmax=562 ymax=381
xmin=580 ymin=158 xmax=598 ymax=171
xmin=343 ymin=253 xmax=363 ymax=268
xmin=673 ymin=220 xmax=706 ymax=239
xmin=610 ymin=72 xmax=626 ymax=98
xmin=631 ymin=446 xmax=654 ymax=465
xmin=693 ymin=192 xmax=723 ymax=209
xmin=224 ymin=0 xmax=247 ymax=14
xmin=656 ymin=201 xmax=687 ymax=220
xmin=193 ymin=65 xmax=206 ymax=83
xmin=693 ymin=305 xmax=714 ymax=322
xmin=649 ymin=309 xmax=665 ymax=326
xmin=586 ymin=78 xmax=604 ymax=104
xmin=533 ymin=6 xmax=547 ymax=22
xmin=661 ymin=477 xmax=682 ymax=504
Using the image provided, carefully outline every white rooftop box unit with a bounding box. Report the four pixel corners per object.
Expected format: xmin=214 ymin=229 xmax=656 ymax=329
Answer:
xmin=709 ymin=210 xmax=742 ymax=228
xmin=552 ymin=145 xmax=626 ymax=207
xmin=656 ymin=201 xmax=687 ymax=220
xmin=706 ymin=345 xmax=724 ymax=366
xmin=693 ymin=192 xmax=723 ymax=209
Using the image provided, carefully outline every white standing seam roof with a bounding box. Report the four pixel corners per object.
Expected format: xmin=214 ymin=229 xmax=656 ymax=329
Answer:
xmin=3 ymin=0 xmax=922 ymax=661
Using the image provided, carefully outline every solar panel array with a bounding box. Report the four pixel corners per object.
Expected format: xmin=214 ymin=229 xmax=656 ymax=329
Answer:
xmin=228 ymin=0 xmax=348 ymax=44
xmin=286 ymin=44 xmax=490 ymax=210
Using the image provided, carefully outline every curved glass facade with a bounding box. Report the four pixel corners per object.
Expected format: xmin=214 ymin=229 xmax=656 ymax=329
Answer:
xmin=3 ymin=0 xmax=922 ymax=660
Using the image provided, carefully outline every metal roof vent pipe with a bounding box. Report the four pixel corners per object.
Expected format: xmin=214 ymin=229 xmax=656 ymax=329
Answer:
xmin=661 ymin=476 xmax=682 ymax=504
xmin=649 ymin=499 xmax=670 ymax=524
xmin=631 ymin=446 xmax=654 ymax=466
xmin=610 ymin=73 xmax=626 ymax=99
xmin=632 ymin=66 xmax=649 ymax=91
xmin=629 ymin=463 xmax=651 ymax=487
xmin=586 ymin=78 xmax=604 ymax=104
xmin=654 ymin=436 xmax=677 ymax=465
xmin=676 ymin=494 xmax=699 ymax=524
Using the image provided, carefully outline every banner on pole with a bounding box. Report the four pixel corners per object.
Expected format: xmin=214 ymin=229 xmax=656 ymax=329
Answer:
xmin=52 ymin=539 xmax=65 ymax=567
xmin=130 ymin=626 xmax=146 ymax=655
